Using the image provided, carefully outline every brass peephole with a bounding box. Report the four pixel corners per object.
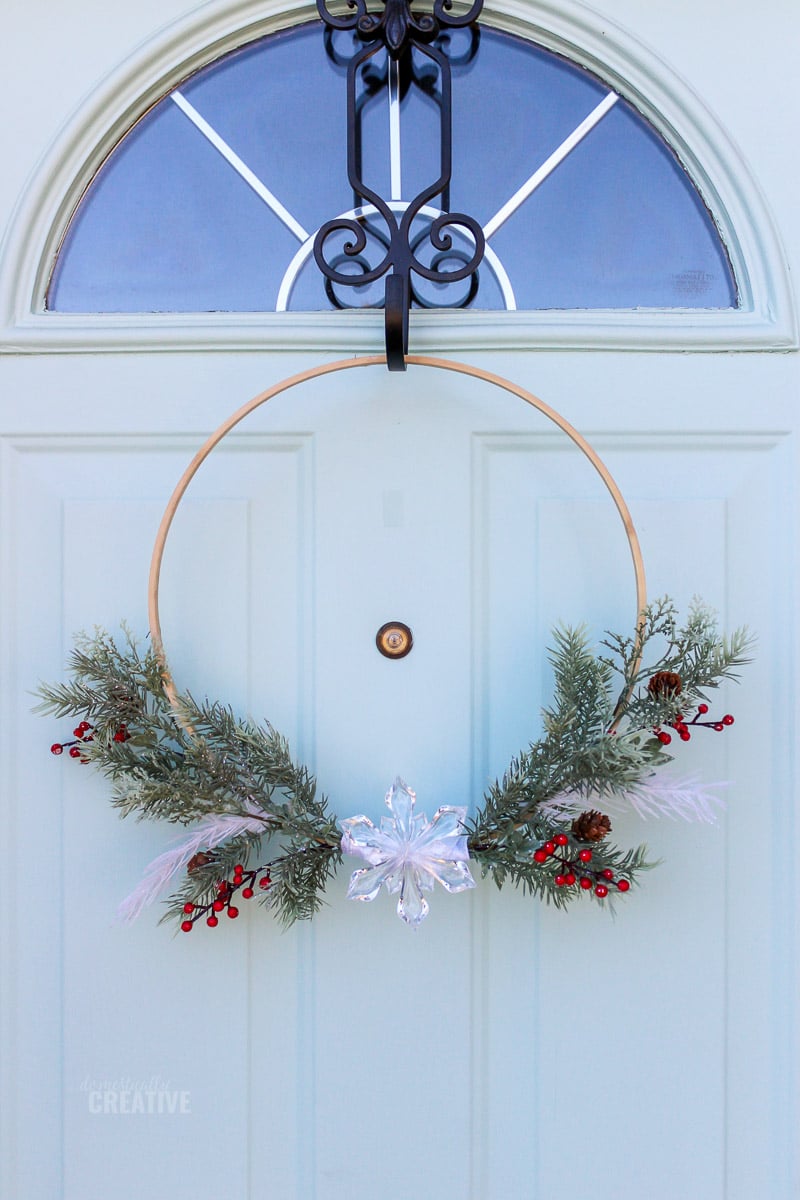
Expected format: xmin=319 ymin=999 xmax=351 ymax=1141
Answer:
xmin=376 ymin=622 xmax=413 ymax=659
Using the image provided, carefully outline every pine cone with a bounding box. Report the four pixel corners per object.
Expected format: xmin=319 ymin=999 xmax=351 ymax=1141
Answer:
xmin=647 ymin=670 xmax=682 ymax=697
xmin=571 ymin=810 xmax=612 ymax=842
xmin=187 ymin=851 xmax=212 ymax=874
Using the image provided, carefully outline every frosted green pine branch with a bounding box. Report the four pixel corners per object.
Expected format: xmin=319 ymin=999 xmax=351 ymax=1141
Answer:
xmin=469 ymin=597 xmax=751 ymax=898
xmin=36 ymin=628 xmax=341 ymax=924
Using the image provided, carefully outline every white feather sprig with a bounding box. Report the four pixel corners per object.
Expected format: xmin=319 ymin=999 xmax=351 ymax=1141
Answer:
xmin=540 ymin=776 xmax=727 ymax=825
xmin=621 ymin=777 xmax=727 ymax=823
xmin=118 ymin=811 xmax=270 ymax=923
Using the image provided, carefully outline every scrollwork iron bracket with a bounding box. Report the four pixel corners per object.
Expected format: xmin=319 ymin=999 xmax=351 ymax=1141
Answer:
xmin=315 ymin=0 xmax=485 ymax=370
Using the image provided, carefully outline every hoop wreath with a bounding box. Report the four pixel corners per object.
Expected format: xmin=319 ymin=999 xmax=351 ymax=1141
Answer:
xmin=40 ymin=357 xmax=750 ymax=930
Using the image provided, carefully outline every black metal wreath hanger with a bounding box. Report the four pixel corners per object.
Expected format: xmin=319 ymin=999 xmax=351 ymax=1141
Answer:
xmin=314 ymin=0 xmax=485 ymax=370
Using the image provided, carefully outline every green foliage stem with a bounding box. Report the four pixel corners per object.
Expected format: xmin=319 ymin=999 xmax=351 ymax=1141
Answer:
xmin=467 ymin=598 xmax=752 ymax=894
xmin=36 ymin=629 xmax=341 ymax=925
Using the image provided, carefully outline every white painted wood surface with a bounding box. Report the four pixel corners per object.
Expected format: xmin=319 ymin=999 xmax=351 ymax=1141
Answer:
xmin=0 ymin=3 xmax=798 ymax=1199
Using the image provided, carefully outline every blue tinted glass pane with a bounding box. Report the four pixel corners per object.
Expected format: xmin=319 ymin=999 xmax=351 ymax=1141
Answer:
xmin=49 ymin=100 xmax=302 ymax=311
xmin=449 ymin=30 xmax=609 ymax=228
xmin=48 ymin=21 xmax=737 ymax=313
xmin=49 ymin=25 xmax=348 ymax=312
xmin=452 ymin=31 xmax=735 ymax=308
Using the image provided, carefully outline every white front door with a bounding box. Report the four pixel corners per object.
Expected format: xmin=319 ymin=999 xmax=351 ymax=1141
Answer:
xmin=2 ymin=1 xmax=797 ymax=1197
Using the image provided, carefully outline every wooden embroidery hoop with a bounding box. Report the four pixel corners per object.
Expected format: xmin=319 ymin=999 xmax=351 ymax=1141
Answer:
xmin=147 ymin=355 xmax=647 ymax=718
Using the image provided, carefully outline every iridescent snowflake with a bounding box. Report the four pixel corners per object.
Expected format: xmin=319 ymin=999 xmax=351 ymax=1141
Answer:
xmin=340 ymin=777 xmax=476 ymax=927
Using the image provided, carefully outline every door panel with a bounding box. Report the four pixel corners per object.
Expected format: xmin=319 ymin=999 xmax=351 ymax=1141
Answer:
xmin=3 ymin=364 xmax=795 ymax=1199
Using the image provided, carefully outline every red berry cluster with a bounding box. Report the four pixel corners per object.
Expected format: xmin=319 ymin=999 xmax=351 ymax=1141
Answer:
xmin=654 ymin=703 xmax=735 ymax=746
xmin=532 ymin=833 xmax=631 ymax=899
xmin=50 ymin=721 xmax=130 ymax=761
xmin=51 ymin=721 xmax=94 ymax=763
xmin=180 ymin=864 xmax=272 ymax=932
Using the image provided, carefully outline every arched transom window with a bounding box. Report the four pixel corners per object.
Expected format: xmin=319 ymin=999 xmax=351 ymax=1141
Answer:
xmin=48 ymin=21 xmax=737 ymax=314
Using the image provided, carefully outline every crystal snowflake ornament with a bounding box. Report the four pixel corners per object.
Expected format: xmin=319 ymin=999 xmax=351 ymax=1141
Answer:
xmin=340 ymin=778 xmax=476 ymax=927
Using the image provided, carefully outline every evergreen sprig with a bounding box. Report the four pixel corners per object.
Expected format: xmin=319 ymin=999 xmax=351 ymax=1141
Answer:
xmin=467 ymin=598 xmax=752 ymax=893
xmin=36 ymin=629 xmax=342 ymax=925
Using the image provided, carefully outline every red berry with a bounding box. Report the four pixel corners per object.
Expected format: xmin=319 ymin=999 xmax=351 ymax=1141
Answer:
xmin=679 ymin=730 xmax=691 ymax=741
xmin=180 ymin=920 xmax=193 ymax=933
xmin=113 ymin=731 xmax=125 ymax=743
xmin=722 ymin=714 xmax=734 ymax=726
xmin=564 ymin=873 xmax=576 ymax=886
xmin=227 ymin=906 xmax=239 ymax=919
xmin=555 ymin=875 xmax=567 ymax=887
xmin=675 ymin=713 xmax=684 ymax=722
xmin=182 ymin=902 xmax=194 ymax=914
xmin=533 ymin=849 xmax=548 ymax=864
xmin=69 ymin=747 xmax=81 ymax=759
xmin=242 ymin=887 xmax=254 ymax=899
xmin=212 ymin=900 xmax=225 ymax=912
xmin=601 ymin=868 xmax=614 ymax=880
xmin=579 ymin=877 xmax=593 ymax=890
xmin=658 ymin=731 xmax=672 ymax=745
xmin=73 ymin=727 xmax=85 ymax=738
xmin=216 ymin=882 xmax=229 ymax=894
xmin=259 ymin=876 xmax=271 ymax=890
xmin=50 ymin=743 xmax=63 ymax=755
xmin=697 ymin=703 xmax=709 ymax=715
xmin=617 ymin=879 xmax=631 ymax=892
xmin=595 ymin=884 xmax=609 ymax=898
xmin=233 ymin=864 xmax=244 ymax=874
xmin=543 ymin=841 xmax=556 ymax=855
xmin=578 ymin=849 xmax=592 ymax=863
xmin=207 ymin=916 xmax=218 ymax=927
xmin=554 ymin=833 xmax=569 ymax=847
xmin=714 ymin=723 xmax=724 ymax=732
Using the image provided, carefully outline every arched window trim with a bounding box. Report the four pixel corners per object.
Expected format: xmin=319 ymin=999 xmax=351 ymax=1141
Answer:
xmin=0 ymin=0 xmax=794 ymax=354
